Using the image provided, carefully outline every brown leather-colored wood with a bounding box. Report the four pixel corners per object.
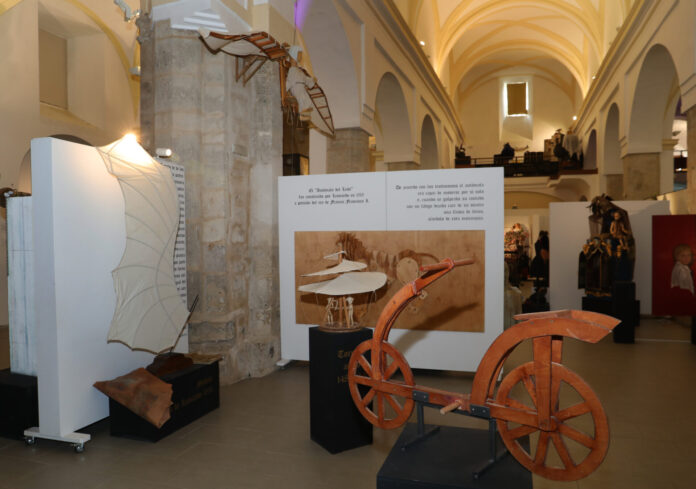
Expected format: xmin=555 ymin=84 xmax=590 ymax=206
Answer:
xmin=347 ymin=258 xmax=616 ymax=482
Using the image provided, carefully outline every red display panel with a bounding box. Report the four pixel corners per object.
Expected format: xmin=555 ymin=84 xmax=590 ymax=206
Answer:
xmin=652 ymin=215 xmax=696 ymax=315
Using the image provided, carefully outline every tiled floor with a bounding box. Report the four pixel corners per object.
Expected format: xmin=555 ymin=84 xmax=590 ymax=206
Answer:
xmin=0 ymin=321 xmax=695 ymax=489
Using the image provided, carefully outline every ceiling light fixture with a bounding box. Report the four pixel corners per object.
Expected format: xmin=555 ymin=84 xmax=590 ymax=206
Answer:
xmin=572 ymin=116 xmax=577 ymax=121
xmin=419 ymin=40 xmax=426 ymax=46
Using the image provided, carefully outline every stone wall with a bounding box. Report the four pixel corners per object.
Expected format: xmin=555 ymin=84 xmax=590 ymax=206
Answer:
xmin=139 ymin=18 xmax=281 ymax=384
xmin=621 ymin=153 xmax=660 ymax=200
xmin=326 ymin=127 xmax=370 ymax=173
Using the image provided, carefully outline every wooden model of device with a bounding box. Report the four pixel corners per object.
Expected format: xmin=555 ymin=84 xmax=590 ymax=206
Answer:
xmin=347 ymin=258 xmax=619 ymax=481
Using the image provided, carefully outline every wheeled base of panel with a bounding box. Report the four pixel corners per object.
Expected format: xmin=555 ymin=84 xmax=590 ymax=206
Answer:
xmin=377 ymin=424 xmax=532 ymax=489
xmin=23 ymin=427 xmax=90 ymax=453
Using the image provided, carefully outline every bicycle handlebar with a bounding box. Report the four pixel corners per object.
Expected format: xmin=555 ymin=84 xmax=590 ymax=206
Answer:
xmin=419 ymin=258 xmax=475 ymax=273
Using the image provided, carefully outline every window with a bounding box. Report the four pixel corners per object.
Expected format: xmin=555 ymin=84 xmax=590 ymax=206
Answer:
xmin=39 ymin=29 xmax=68 ymax=109
xmin=505 ymin=82 xmax=528 ymax=116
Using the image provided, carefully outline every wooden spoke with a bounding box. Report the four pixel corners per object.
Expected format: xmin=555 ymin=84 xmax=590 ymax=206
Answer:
xmin=357 ymin=355 xmax=372 ymax=376
xmin=556 ymin=402 xmax=591 ymax=421
xmin=551 ymin=433 xmax=576 ymax=469
xmin=508 ymin=424 xmax=537 ymax=440
xmin=522 ymin=375 xmax=537 ymax=405
xmin=384 ymin=393 xmax=403 ymax=413
xmin=384 ymin=360 xmax=400 ymax=380
xmin=506 ymin=397 xmax=534 ymax=412
xmin=348 ymin=340 xmax=415 ymax=430
xmin=535 ymin=432 xmax=550 ymax=465
xmin=361 ymin=388 xmax=375 ymax=407
xmin=558 ymin=423 xmax=595 ymax=449
xmin=496 ymin=361 xmax=609 ymax=481
xmin=376 ymin=393 xmax=384 ymax=420
xmin=351 ymin=375 xmax=372 ymax=386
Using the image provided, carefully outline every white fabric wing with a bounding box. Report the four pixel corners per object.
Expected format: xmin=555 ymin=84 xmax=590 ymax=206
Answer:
xmin=301 ymin=259 xmax=367 ymax=277
xmin=97 ymin=136 xmax=189 ymax=353
xmin=298 ymin=272 xmax=387 ymax=296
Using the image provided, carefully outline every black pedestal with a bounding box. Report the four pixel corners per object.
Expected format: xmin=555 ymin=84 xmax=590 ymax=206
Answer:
xmin=0 ymin=369 xmax=38 ymax=440
xmin=109 ymin=362 xmax=219 ymax=442
xmin=378 ymin=424 xmax=532 ymax=489
xmin=582 ymin=281 xmax=638 ymax=344
xmin=309 ymin=327 xmax=373 ymax=453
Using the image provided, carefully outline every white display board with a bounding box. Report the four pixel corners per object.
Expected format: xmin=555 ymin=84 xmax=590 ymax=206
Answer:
xmin=279 ymin=168 xmax=504 ymax=372
xmin=549 ymin=200 xmax=670 ymax=313
xmin=31 ymin=138 xmax=151 ymax=438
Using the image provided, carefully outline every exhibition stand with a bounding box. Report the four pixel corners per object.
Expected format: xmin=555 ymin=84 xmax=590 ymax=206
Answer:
xmin=4 ymin=137 xmax=192 ymax=451
xmin=309 ymin=327 xmax=372 ymax=453
xmin=110 ymin=362 xmax=220 ymax=442
xmin=0 ymin=369 xmax=37 ymax=439
xmin=377 ymin=423 xmax=531 ymax=489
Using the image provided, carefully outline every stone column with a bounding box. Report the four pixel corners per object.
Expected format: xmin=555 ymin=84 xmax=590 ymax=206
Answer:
xmin=687 ymin=106 xmax=696 ymax=213
xmin=621 ymin=153 xmax=660 ymax=199
xmin=139 ymin=20 xmax=281 ymax=384
xmin=604 ymin=174 xmax=623 ymax=199
xmin=326 ymin=127 xmax=371 ymax=173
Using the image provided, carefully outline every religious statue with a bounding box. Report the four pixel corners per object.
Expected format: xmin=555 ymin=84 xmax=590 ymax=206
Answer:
xmin=578 ymin=195 xmax=635 ymax=296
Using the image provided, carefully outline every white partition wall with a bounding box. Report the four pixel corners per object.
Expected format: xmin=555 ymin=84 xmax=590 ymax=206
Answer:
xmin=549 ymin=200 xmax=670 ymax=313
xmin=279 ymin=168 xmax=504 ymax=372
xmin=31 ymin=138 xmax=150 ymax=438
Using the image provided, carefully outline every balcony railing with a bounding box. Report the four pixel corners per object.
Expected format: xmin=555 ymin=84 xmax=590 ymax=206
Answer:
xmin=454 ymin=155 xmax=596 ymax=179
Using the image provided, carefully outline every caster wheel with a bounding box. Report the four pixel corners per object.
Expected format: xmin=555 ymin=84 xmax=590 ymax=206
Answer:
xmin=24 ymin=437 xmax=36 ymax=446
xmin=73 ymin=444 xmax=85 ymax=453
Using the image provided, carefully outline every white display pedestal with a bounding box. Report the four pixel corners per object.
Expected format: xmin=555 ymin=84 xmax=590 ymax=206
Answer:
xmin=22 ymin=138 xmax=152 ymax=450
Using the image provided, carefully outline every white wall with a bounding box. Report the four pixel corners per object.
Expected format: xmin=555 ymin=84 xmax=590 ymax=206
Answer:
xmin=549 ymin=200 xmax=670 ymax=314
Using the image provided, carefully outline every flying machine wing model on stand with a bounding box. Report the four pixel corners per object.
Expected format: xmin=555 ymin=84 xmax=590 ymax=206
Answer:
xmin=198 ymin=28 xmax=335 ymax=137
xmin=298 ymin=251 xmax=386 ymax=331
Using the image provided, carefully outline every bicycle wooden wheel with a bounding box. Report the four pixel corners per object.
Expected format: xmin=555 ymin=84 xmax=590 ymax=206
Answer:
xmin=348 ymin=341 xmax=415 ymax=429
xmin=496 ymin=362 xmax=609 ymax=481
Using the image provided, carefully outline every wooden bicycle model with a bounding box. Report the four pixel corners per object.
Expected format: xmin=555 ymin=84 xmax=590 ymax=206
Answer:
xmin=347 ymin=258 xmax=620 ymax=482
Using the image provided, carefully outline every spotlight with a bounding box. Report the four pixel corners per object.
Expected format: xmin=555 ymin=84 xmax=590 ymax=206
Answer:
xmin=420 ymin=40 xmax=426 ymax=46
xmin=156 ymin=148 xmax=173 ymax=158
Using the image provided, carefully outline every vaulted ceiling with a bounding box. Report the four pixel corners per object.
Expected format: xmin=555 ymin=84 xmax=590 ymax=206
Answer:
xmin=394 ymin=0 xmax=636 ymax=98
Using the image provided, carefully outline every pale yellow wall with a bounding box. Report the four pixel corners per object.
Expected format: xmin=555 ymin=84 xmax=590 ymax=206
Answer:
xmin=0 ymin=0 xmax=140 ymax=325
xmin=460 ymin=73 xmax=575 ymax=158
xmin=505 ymin=191 xmax=563 ymax=209
xmin=39 ymin=29 xmax=68 ymax=108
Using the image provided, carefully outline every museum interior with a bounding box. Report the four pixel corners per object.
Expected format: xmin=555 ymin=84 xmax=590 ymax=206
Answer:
xmin=1 ymin=0 xmax=696 ymax=488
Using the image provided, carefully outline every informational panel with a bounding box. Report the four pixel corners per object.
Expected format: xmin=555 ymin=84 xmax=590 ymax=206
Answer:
xmin=32 ymin=138 xmax=151 ymax=437
xmin=160 ymin=159 xmax=188 ymax=352
xmin=279 ymin=168 xmax=504 ymax=372
xmin=549 ymin=200 xmax=669 ymax=314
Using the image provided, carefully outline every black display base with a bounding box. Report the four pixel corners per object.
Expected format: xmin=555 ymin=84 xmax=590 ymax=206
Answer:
xmin=582 ymin=281 xmax=638 ymax=344
xmin=377 ymin=424 xmax=532 ymax=489
xmin=309 ymin=326 xmax=373 ymax=454
xmin=0 ymin=369 xmax=38 ymax=440
xmin=109 ymin=362 xmax=219 ymax=442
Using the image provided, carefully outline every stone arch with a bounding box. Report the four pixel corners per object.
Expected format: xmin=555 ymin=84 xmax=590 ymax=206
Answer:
xmin=627 ymin=44 xmax=680 ymax=196
xmin=374 ymin=72 xmax=413 ymax=164
xmin=603 ymin=103 xmax=621 ymax=176
xmin=584 ymin=129 xmax=597 ymax=169
xmin=628 ymin=44 xmax=680 ymax=152
xmin=302 ymin=0 xmax=360 ymax=129
xmin=420 ymin=115 xmax=438 ymax=169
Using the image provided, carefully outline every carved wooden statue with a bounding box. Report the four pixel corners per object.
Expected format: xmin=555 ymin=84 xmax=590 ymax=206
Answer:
xmin=348 ymin=258 xmax=619 ymax=481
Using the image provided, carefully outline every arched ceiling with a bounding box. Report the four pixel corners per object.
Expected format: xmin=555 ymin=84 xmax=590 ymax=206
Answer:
xmin=394 ymin=0 xmax=636 ymax=97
